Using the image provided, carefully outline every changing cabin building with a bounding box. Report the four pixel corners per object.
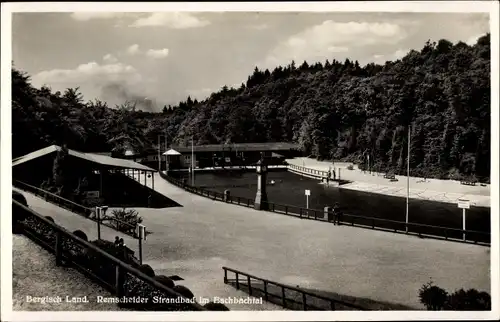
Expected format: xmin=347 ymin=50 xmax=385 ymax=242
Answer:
xmin=127 ymin=142 xmax=301 ymax=170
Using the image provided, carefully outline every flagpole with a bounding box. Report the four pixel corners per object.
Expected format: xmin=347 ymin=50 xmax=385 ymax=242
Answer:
xmin=157 ymin=135 xmax=161 ymax=172
xmin=406 ymin=125 xmax=410 ymax=233
xmin=164 ymin=131 xmax=168 ymax=174
xmin=191 ymin=136 xmax=194 ymax=186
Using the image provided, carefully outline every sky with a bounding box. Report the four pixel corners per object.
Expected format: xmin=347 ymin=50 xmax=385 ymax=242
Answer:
xmin=12 ymin=11 xmax=490 ymax=112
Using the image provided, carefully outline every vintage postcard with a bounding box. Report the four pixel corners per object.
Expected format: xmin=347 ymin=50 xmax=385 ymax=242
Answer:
xmin=1 ymin=1 xmax=498 ymax=321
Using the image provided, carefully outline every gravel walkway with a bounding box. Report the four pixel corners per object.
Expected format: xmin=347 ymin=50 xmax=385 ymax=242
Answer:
xmin=12 ymin=234 xmax=125 ymax=311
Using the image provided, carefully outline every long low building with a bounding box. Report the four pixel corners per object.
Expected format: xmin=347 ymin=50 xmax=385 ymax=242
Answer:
xmin=133 ymin=142 xmax=301 ymax=170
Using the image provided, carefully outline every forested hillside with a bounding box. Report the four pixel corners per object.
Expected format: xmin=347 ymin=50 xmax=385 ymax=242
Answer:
xmin=12 ymin=34 xmax=490 ymax=182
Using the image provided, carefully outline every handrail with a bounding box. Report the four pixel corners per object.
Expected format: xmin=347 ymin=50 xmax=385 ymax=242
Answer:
xmin=287 ymin=164 xmax=329 ymax=177
xmin=222 ymin=266 xmax=365 ymax=311
xmin=159 ymin=172 xmax=490 ymax=246
xmin=14 ymin=180 xmax=92 ymax=214
xmin=13 ymin=200 xmax=207 ymax=311
xmin=13 ymin=180 xmax=139 ymax=237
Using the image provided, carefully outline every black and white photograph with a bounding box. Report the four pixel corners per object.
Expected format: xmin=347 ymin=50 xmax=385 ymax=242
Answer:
xmin=1 ymin=1 xmax=499 ymax=321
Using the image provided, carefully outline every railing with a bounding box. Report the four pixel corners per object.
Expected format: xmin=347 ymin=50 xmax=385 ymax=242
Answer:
xmin=159 ymin=172 xmax=490 ymax=246
xmin=222 ymin=267 xmax=365 ymax=311
xmin=160 ymin=172 xmax=256 ymax=208
xmin=13 ymin=180 xmax=139 ymax=239
xmin=12 ymin=200 xmax=207 ymax=311
xmin=287 ymin=164 xmax=329 ymax=178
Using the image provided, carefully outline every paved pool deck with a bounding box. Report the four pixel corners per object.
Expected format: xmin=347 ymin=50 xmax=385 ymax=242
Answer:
xmin=15 ymin=174 xmax=490 ymax=310
xmin=286 ymin=158 xmax=491 ymax=208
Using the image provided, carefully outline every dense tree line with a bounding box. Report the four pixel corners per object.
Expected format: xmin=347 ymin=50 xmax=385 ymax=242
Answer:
xmin=12 ymin=34 xmax=490 ymax=182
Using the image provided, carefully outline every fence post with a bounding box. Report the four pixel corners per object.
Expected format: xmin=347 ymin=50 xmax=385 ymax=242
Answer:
xmin=224 ymin=268 xmax=227 ymax=283
xmin=247 ymin=276 xmax=252 ymax=295
xmin=303 ymin=293 xmax=307 ymax=310
xmin=115 ymin=265 xmax=125 ymax=297
xmin=264 ymin=281 xmax=268 ymax=301
xmin=330 ymin=300 xmax=336 ymax=311
xmin=235 ymin=272 xmax=240 ymax=289
xmin=55 ymin=231 xmax=63 ymax=266
xmin=299 ymin=208 xmax=302 ymax=218
xmin=285 ymin=206 xmax=288 ymax=215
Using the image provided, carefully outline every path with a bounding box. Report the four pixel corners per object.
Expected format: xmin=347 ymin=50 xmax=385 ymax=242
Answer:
xmin=128 ymin=174 xmax=489 ymax=308
xmin=14 ymin=188 xmax=281 ymax=311
xmin=286 ymin=158 xmax=491 ymax=207
xmin=12 ymin=234 xmax=123 ymax=311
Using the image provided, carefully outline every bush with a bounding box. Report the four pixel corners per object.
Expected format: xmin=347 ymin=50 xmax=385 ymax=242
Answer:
xmin=87 ymin=239 xmax=140 ymax=268
xmin=13 ymin=191 xmax=28 ymax=206
xmin=445 ymin=289 xmax=491 ymax=310
xmin=13 ymin=191 xmax=29 ymax=233
xmin=419 ymin=279 xmax=491 ymax=311
xmin=139 ymin=264 xmax=155 ymax=277
xmin=72 ymin=230 xmax=88 ymax=241
xmin=154 ymin=275 xmax=175 ymax=289
xmin=347 ymin=164 xmax=354 ymax=170
xmin=419 ymin=279 xmax=448 ymax=310
xmin=204 ymin=302 xmax=230 ymax=311
xmin=110 ymin=208 xmax=143 ymax=234
xmin=173 ymin=285 xmax=194 ymax=299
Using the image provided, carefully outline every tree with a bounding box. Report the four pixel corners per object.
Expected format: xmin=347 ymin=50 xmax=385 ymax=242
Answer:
xmin=11 ymin=33 xmax=491 ymax=182
xmin=52 ymin=145 xmax=70 ymax=195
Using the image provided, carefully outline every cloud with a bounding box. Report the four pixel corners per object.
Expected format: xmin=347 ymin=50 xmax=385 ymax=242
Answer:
xmin=126 ymin=44 xmax=140 ymax=55
xmin=146 ymin=48 xmax=170 ymax=59
xmin=70 ymin=12 xmax=130 ymax=21
xmin=393 ymin=49 xmax=410 ymax=59
xmin=248 ymin=23 xmax=269 ymax=30
xmin=32 ymin=62 xmax=143 ymax=90
xmin=103 ymin=54 xmax=118 ymax=63
xmin=129 ymin=12 xmax=210 ymax=29
xmin=99 ymin=82 xmax=158 ymax=112
xmin=371 ymin=48 xmax=410 ymax=64
xmin=465 ymin=34 xmax=482 ymax=45
xmin=185 ymin=88 xmax=213 ymax=100
xmin=327 ymin=46 xmax=349 ymax=53
xmin=263 ymin=20 xmax=407 ymax=68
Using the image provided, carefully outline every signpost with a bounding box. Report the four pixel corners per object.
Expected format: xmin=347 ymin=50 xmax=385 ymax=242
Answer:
xmin=95 ymin=206 xmax=101 ymax=240
xmin=95 ymin=206 xmax=108 ymax=240
xmin=457 ymin=199 xmax=470 ymax=241
xmin=305 ymin=189 xmax=311 ymax=213
xmin=136 ymin=224 xmax=147 ymax=265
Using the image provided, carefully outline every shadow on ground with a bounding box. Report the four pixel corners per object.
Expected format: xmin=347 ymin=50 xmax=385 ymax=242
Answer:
xmin=103 ymin=173 xmax=182 ymax=209
xmin=226 ymin=280 xmax=418 ymax=311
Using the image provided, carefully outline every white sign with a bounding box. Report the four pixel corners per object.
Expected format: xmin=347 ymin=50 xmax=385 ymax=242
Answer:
xmin=457 ymin=199 xmax=470 ymax=209
xmin=86 ymin=191 xmax=100 ymax=198
xmin=136 ymin=224 xmax=147 ymax=241
xmin=305 ymin=189 xmax=311 ymax=196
